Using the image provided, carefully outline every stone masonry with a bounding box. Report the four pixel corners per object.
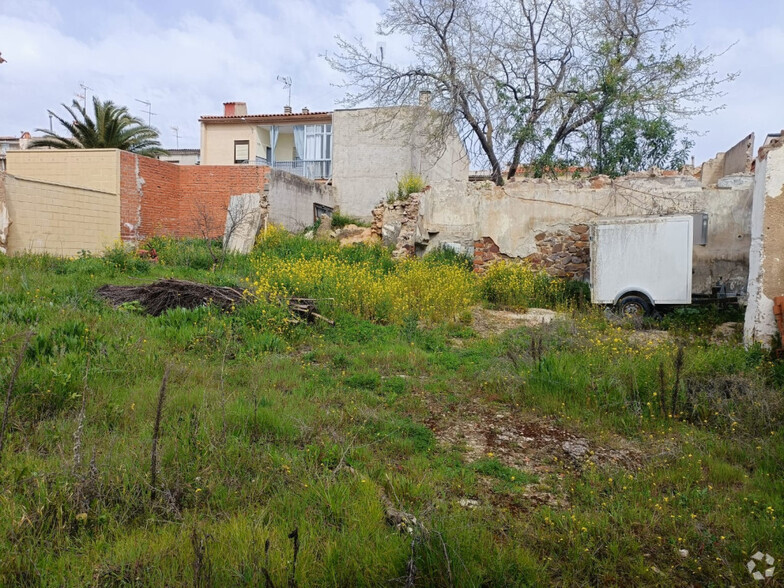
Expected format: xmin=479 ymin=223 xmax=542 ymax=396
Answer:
xmin=473 ymin=224 xmax=590 ymax=279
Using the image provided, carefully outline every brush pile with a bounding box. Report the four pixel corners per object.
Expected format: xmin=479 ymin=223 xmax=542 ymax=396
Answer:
xmin=97 ymin=279 xmax=245 ymax=316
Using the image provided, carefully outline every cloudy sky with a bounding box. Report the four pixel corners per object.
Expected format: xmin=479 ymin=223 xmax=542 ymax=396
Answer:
xmin=1 ymin=0 xmax=782 ymax=165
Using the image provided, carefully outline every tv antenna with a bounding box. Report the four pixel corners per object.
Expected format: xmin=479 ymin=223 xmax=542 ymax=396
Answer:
xmin=171 ymin=126 xmax=179 ymax=149
xmin=277 ymin=75 xmax=292 ymax=107
xmin=76 ymin=82 xmax=92 ymax=110
xmin=376 ymin=41 xmax=386 ymax=62
xmin=135 ymin=98 xmax=157 ymax=126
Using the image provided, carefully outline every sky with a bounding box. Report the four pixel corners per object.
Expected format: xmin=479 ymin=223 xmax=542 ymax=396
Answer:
xmin=1 ymin=0 xmax=782 ymax=165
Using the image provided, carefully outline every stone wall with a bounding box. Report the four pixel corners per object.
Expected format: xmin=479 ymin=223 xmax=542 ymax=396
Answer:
xmin=371 ymin=192 xmax=422 ymax=258
xmin=472 ymin=225 xmax=590 ymax=278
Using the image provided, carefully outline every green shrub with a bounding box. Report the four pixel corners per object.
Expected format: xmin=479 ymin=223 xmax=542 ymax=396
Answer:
xmin=387 ymin=171 xmax=426 ymax=203
xmin=330 ymin=212 xmax=368 ymax=229
xmin=424 ymin=244 xmax=473 ymax=272
xmin=480 ymin=261 xmax=585 ymax=311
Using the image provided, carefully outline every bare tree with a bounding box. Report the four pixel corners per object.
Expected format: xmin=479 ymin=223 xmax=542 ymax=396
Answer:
xmin=328 ymin=0 xmax=734 ymax=184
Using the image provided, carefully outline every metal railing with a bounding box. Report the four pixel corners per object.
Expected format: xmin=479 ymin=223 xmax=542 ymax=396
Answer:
xmin=249 ymin=158 xmax=331 ymax=179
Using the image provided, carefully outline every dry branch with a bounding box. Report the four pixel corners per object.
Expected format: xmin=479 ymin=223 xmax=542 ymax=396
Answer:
xmin=97 ymin=279 xmax=246 ymax=316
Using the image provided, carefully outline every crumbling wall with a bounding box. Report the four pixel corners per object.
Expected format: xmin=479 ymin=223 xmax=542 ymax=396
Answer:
xmin=267 ymin=169 xmax=336 ymax=231
xmin=701 ymin=133 xmax=755 ymax=187
xmin=745 ymin=137 xmax=784 ymax=346
xmin=371 ymin=192 xmax=422 ymax=258
xmin=412 ymin=172 xmax=752 ymax=293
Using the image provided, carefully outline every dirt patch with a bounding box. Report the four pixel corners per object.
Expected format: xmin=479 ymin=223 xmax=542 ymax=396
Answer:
xmin=470 ymin=307 xmax=562 ymax=337
xmin=627 ymin=329 xmax=670 ymax=346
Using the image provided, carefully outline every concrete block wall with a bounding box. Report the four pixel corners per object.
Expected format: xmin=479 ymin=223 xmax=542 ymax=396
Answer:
xmin=3 ymin=172 xmax=120 ymax=256
xmin=6 ymin=149 xmax=120 ymax=193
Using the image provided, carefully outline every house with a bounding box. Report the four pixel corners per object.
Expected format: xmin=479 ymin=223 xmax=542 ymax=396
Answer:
xmin=0 ymin=132 xmax=42 ymax=171
xmin=199 ymin=94 xmax=469 ymax=222
xmin=157 ymin=149 xmax=200 ymax=165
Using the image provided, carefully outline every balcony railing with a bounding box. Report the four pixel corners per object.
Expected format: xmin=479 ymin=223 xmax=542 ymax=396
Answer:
xmin=253 ymin=157 xmax=331 ymax=180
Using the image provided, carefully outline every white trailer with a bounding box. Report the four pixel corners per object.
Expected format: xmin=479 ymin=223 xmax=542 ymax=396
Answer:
xmin=590 ymin=215 xmax=694 ymax=316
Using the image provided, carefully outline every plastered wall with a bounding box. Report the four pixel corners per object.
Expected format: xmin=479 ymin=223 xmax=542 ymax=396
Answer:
xmin=416 ymin=173 xmax=753 ymax=294
xmin=267 ymin=169 xmax=336 ymax=231
xmin=332 ymin=107 xmax=469 ymax=220
xmin=745 ymin=141 xmax=784 ymax=346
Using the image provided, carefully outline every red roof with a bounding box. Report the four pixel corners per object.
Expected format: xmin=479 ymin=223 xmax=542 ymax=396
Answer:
xmin=200 ymin=111 xmax=332 ymax=124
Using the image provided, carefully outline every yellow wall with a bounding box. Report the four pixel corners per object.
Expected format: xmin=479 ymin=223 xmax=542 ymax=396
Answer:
xmin=6 ymin=149 xmax=119 ymax=193
xmin=200 ymin=123 xmax=258 ymax=165
xmin=4 ymin=173 xmax=120 ymax=256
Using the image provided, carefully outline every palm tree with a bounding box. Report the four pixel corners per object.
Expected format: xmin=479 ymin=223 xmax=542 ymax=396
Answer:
xmin=34 ymin=97 xmax=166 ymax=156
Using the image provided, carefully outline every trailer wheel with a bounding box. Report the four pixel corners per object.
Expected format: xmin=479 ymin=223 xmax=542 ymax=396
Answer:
xmin=617 ymin=294 xmax=653 ymax=317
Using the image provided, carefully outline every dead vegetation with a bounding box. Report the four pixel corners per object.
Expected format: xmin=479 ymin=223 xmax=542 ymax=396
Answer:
xmin=97 ymin=279 xmax=246 ymax=316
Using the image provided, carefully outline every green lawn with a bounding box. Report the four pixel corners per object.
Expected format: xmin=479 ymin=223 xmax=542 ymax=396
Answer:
xmin=0 ymin=238 xmax=782 ymax=586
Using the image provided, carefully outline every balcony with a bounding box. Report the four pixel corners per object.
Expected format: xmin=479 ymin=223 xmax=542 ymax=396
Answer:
xmin=254 ymin=157 xmax=331 ymax=180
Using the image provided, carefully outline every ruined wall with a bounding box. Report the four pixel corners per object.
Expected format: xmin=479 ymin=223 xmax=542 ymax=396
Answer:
xmin=371 ymin=192 xmax=422 ymax=258
xmin=3 ymin=172 xmax=120 ymax=256
xmin=745 ymin=139 xmax=784 ymax=346
xmin=414 ymin=173 xmax=753 ymax=293
xmin=267 ymin=169 xmax=336 ymax=231
xmin=701 ymin=133 xmax=755 ymax=187
xmin=332 ymin=107 xmax=469 ymax=220
xmin=119 ymin=153 xmax=268 ymax=240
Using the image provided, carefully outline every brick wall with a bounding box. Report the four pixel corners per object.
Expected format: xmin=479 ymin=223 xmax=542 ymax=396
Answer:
xmin=473 ymin=224 xmax=590 ymax=279
xmin=119 ymin=152 xmax=269 ymax=240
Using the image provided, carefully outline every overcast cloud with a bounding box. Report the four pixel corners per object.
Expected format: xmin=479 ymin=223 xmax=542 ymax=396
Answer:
xmin=1 ymin=0 xmax=782 ymax=165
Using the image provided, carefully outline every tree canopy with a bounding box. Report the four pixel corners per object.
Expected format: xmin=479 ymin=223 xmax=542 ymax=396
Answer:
xmin=34 ymin=97 xmax=165 ymax=157
xmin=328 ymin=0 xmax=734 ymax=185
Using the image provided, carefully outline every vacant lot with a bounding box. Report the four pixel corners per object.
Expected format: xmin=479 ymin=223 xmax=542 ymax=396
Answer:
xmin=1 ymin=235 xmax=782 ymax=586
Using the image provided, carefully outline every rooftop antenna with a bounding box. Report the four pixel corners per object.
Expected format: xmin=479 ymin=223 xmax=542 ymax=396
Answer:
xmin=76 ymin=82 xmax=92 ymax=110
xmin=135 ymin=98 xmax=157 ymax=126
xmin=277 ymin=75 xmax=292 ymax=107
xmin=171 ymin=126 xmax=179 ymax=149
xmin=376 ymin=41 xmax=386 ymax=62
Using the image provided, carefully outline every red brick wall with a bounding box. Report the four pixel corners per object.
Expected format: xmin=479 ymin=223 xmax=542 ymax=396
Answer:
xmin=178 ymin=166 xmax=267 ymax=239
xmin=119 ymin=152 xmax=268 ymax=240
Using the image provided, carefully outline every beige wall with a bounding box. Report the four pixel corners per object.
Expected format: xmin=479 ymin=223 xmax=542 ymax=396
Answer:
xmin=200 ymin=123 xmax=258 ymax=165
xmin=4 ymin=173 xmax=120 ymax=256
xmin=332 ymin=106 xmax=469 ymax=219
xmin=6 ymin=149 xmax=119 ymax=193
xmin=418 ymin=173 xmax=753 ymax=295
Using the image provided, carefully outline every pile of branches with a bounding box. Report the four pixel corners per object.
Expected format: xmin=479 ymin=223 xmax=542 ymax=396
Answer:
xmin=97 ymin=279 xmax=245 ymax=316
xmin=97 ymin=280 xmax=335 ymax=325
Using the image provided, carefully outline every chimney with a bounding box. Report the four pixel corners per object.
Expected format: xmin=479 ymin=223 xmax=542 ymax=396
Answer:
xmin=283 ymin=105 xmax=293 ymax=114
xmin=223 ymin=102 xmax=247 ymax=117
xmin=301 ymin=107 xmax=310 ymax=114
xmin=419 ymin=90 xmax=432 ymax=107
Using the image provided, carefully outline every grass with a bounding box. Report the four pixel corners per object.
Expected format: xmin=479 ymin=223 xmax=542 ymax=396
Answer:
xmin=0 ymin=237 xmax=782 ymax=586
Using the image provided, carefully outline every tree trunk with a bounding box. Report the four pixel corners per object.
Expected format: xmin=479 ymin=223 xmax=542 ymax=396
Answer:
xmin=507 ymin=140 xmax=523 ymax=180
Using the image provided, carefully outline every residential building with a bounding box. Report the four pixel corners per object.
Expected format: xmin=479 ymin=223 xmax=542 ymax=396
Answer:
xmin=158 ymin=149 xmax=200 ymax=165
xmin=199 ymin=95 xmax=469 ymax=220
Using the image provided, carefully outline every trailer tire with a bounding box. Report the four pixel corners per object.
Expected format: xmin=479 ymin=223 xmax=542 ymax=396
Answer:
xmin=617 ymin=294 xmax=653 ymax=318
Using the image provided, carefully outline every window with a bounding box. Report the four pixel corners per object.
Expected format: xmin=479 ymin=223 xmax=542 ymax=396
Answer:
xmin=234 ymin=140 xmax=250 ymax=164
xmin=303 ymin=124 xmax=332 ymax=178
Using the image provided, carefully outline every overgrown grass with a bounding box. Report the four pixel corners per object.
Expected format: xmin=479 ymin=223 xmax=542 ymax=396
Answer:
xmin=386 ymin=171 xmax=426 ymax=203
xmin=0 ymin=237 xmax=782 ymax=586
xmin=481 ymin=260 xmax=589 ymax=311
